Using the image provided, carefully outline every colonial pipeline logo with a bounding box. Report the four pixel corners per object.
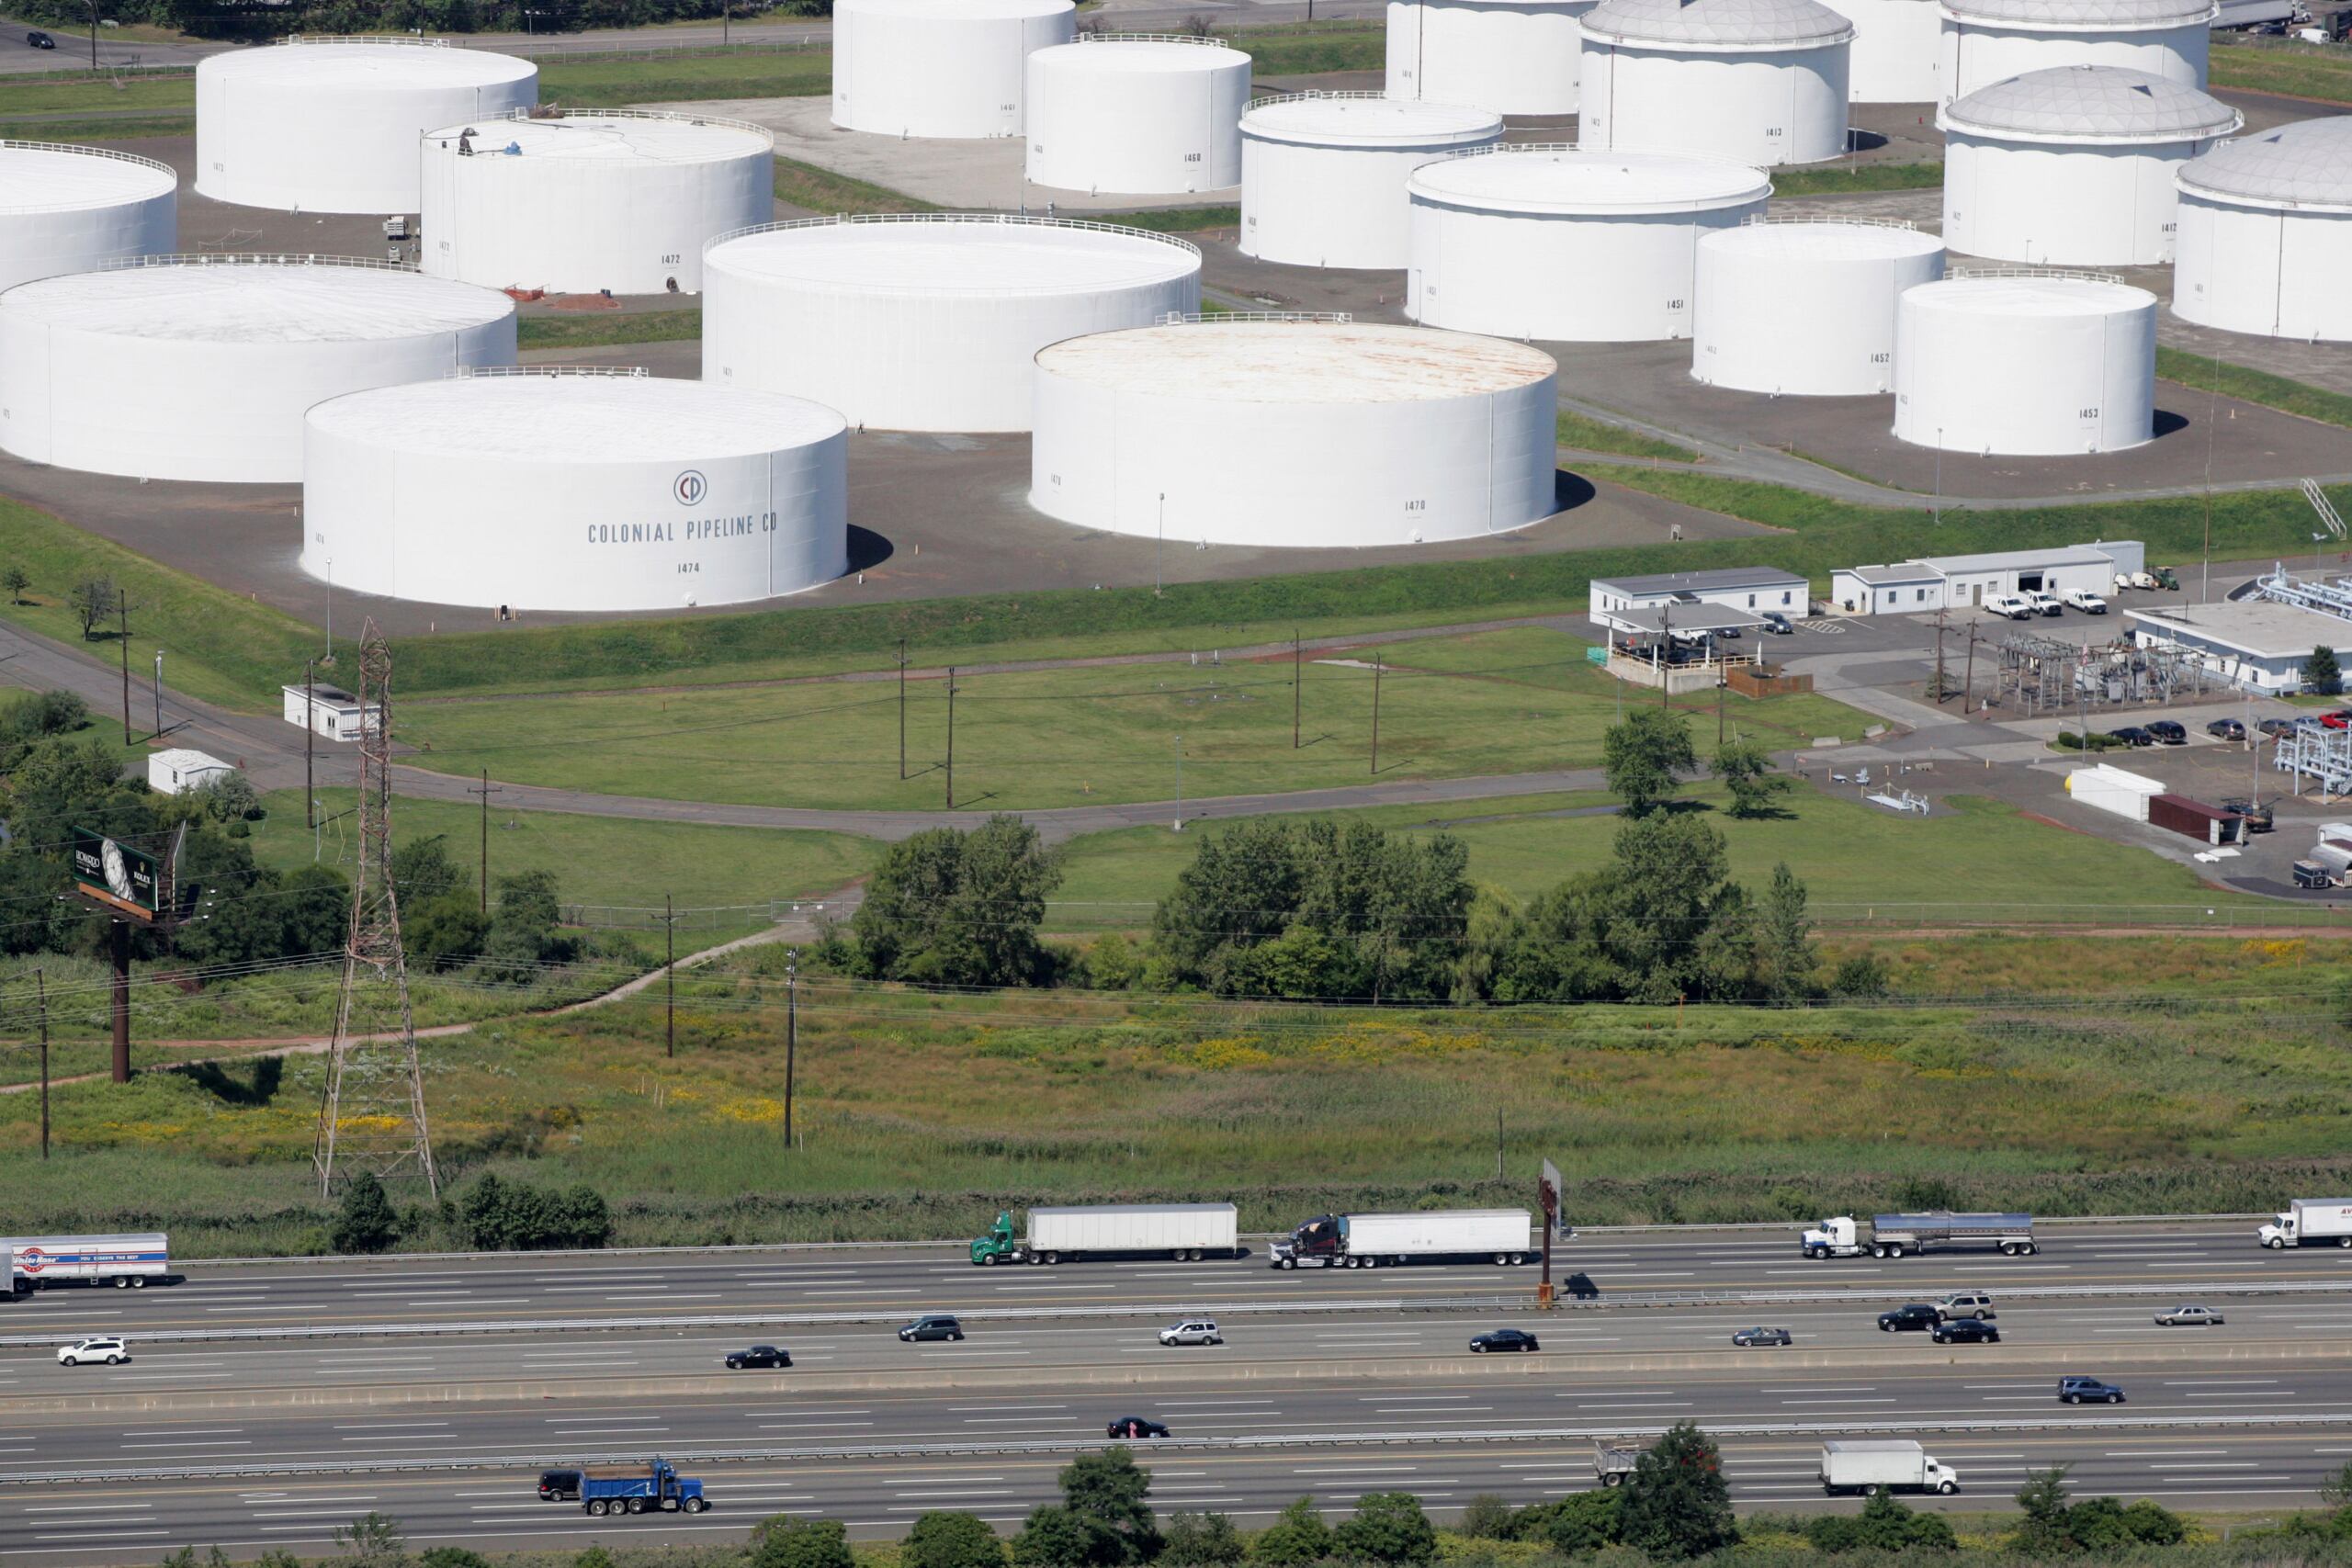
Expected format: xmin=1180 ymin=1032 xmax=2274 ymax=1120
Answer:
xmin=673 ymin=469 xmax=707 ymax=507
xmin=584 ymin=470 xmax=783 ymax=553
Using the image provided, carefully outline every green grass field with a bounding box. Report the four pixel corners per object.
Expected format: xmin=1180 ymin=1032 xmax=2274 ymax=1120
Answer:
xmin=6 ymin=921 xmax=2346 ymax=1251
xmin=538 ymin=45 xmax=828 ymax=103
xmin=1769 ymin=162 xmax=1944 ymax=197
xmin=2210 ymin=39 xmax=2352 ymax=102
xmin=2156 ymin=346 xmax=2352 ymax=431
xmin=1218 ymin=21 xmax=1384 ymax=74
xmin=1048 ymin=784 xmax=2291 ymax=933
xmin=774 ymin=153 xmax=941 ymax=214
xmin=518 ymin=307 xmax=702 ymax=349
xmin=250 ymin=789 xmax=876 ymax=913
xmin=1558 ymin=410 xmax=1702 ymax=463
xmin=391 ymin=626 xmax=1863 ymax=809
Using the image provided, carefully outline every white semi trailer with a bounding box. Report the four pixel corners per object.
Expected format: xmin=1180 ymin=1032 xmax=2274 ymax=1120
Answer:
xmin=1821 ymin=1440 xmax=1960 ymax=1495
xmin=1271 ymin=1209 xmax=1534 ymax=1269
xmin=969 ymin=1204 xmax=1238 ymax=1265
xmin=2258 ymin=1199 xmax=2352 ymax=1248
xmin=0 ymin=1233 xmax=171 ymax=1288
xmin=1803 ymin=1213 xmax=2037 ymax=1259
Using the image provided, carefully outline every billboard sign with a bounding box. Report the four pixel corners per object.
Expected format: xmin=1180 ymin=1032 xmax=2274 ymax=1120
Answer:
xmin=71 ymin=828 xmax=160 ymax=921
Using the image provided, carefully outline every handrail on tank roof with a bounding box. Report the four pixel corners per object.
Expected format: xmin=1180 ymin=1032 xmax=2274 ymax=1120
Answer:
xmin=94 ymin=252 xmax=421 ymax=275
xmin=1742 ymin=212 xmax=1920 ymax=231
xmin=453 ymin=105 xmax=776 ymax=145
xmin=1074 ymin=30 xmax=1243 ymax=45
xmin=703 ymin=210 xmax=1201 ymax=261
xmin=1155 ymin=310 xmax=1353 ymax=324
xmin=283 ymin=32 xmax=451 ymax=45
xmin=1949 ymin=265 xmax=2126 ymax=285
xmin=0 ymin=140 xmax=175 ymax=217
xmin=448 ymin=365 xmax=649 ymax=378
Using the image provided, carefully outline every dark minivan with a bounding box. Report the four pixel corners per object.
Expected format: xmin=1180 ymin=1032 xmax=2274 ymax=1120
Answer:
xmin=899 ymin=1314 xmax=965 ymax=1342
xmin=539 ymin=1470 xmax=583 ymax=1501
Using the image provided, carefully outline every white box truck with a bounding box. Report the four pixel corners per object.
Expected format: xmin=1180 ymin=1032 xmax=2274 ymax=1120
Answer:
xmin=1803 ymin=1213 xmax=2036 ymax=1259
xmin=1822 ymin=1440 xmax=1959 ymax=1495
xmin=969 ymin=1204 xmax=1238 ymax=1265
xmin=0 ymin=1233 xmax=171 ymax=1287
xmin=1271 ymin=1209 xmax=1534 ymax=1269
xmin=2258 ymin=1198 xmax=2352 ymax=1248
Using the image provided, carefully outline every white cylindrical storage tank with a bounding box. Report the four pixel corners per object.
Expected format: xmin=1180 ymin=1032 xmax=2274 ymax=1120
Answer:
xmin=1692 ymin=217 xmax=1945 ymax=394
xmin=420 ymin=108 xmax=774 ymax=295
xmin=1893 ymin=270 xmax=2156 ymax=454
xmin=1408 ymin=145 xmax=1770 ymax=341
xmin=0 ymin=255 xmax=517 ymax=483
xmin=703 ymin=213 xmax=1201 ymax=434
xmin=1240 ymin=94 xmax=1504 ymax=270
xmin=302 ymin=368 xmax=847 ymax=612
xmin=0 ymin=141 xmax=175 ymax=292
xmin=1938 ymin=0 xmax=2213 ymax=105
xmin=1386 ymin=0 xmax=1600 ymax=115
xmin=197 ymin=37 xmax=537 ymax=213
xmin=1579 ymin=0 xmax=1853 ymax=166
xmin=1030 ymin=317 xmax=1559 ymax=548
xmin=1834 ymin=0 xmax=1941 ymax=101
xmin=2174 ymin=118 xmax=2352 ymax=343
xmin=832 ymin=0 xmax=1075 ymax=138
xmin=1024 ymin=35 xmax=1250 ymax=194
xmin=1940 ymin=65 xmax=2238 ymax=265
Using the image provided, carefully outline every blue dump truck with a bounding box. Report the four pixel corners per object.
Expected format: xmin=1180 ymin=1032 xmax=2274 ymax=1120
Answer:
xmin=578 ymin=1458 xmax=709 ymax=1517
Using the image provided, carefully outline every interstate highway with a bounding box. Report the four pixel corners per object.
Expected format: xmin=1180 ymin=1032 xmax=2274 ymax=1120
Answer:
xmin=2 ymin=1221 xmax=2338 ymax=1337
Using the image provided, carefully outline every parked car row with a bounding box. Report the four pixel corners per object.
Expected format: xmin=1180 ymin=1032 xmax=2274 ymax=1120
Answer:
xmin=1984 ymin=591 xmax=2106 ymax=619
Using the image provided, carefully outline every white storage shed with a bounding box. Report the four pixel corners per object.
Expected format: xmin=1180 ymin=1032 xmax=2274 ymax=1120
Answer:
xmin=148 ymin=750 xmax=235 ymax=796
xmin=1589 ymin=566 xmax=1812 ymax=630
xmin=2174 ymin=118 xmax=2352 ymax=343
xmin=2066 ymin=761 xmax=2165 ymax=820
xmin=1579 ymin=0 xmax=1855 ymax=166
xmin=1939 ymin=65 xmax=2239 ymax=265
xmin=283 ymin=682 xmax=381 ymax=742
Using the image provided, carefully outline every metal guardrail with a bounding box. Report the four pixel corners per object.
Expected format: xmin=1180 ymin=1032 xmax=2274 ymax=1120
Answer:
xmin=6 ymin=1279 xmax=2344 ymax=1348
xmin=13 ymin=1413 xmax=2352 ymax=1487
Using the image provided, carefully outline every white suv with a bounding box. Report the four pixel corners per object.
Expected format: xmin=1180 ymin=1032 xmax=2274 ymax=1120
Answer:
xmin=1984 ymin=594 xmax=2034 ymax=620
xmin=1933 ymin=1293 xmax=1996 ymax=1322
xmin=58 ymin=1337 xmax=129 ymax=1366
xmin=1159 ymin=1319 xmax=1222 ymax=1347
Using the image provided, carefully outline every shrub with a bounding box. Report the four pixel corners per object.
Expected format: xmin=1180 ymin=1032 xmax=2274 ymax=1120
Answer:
xmin=1333 ymin=1492 xmax=1438 ymax=1565
xmin=752 ymin=1517 xmax=855 ymax=1568
xmin=330 ymin=1172 xmax=398 ymax=1255
xmin=1456 ymin=1495 xmax=1516 ymax=1541
xmin=1160 ymin=1511 xmax=1247 ymax=1567
xmin=1538 ymin=1489 xmax=1622 ymax=1554
xmin=908 ymin=1511 xmax=1007 ymax=1568
xmin=1013 ymin=1506 xmax=1094 ymax=1568
xmin=1254 ymin=1498 xmax=1334 ymax=1566
xmin=1617 ymin=1423 xmax=1735 ymax=1561
xmin=419 ymin=1550 xmax=494 ymax=1568
xmin=2121 ymin=1500 xmax=2187 ymax=1546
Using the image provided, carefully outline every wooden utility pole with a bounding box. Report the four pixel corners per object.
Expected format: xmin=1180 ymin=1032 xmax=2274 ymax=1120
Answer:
xmin=108 ymin=919 xmax=130 ymax=1085
xmin=784 ymin=947 xmax=798 ymax=1145
xmin=36 ymin=965 xmax=50 ymax=1161
xmin=944 ymin=666 xmax=957 ymax=808
xmin=664 ymin=894 xmax=675 ymax=1060
xmin=119 ymin=598 xmax=130 ymax=743
xmin=1659 ymin=603 xmax=1673 ymax=707
xmin=1717 ymin=670 xmax=1725 ymax=746
xmin=1369 ymin=657 xmax=1383 ymax=775
xmin=1932 ymin=610 xmax=1949 ymax=704
xmin=304 ymin=659 xmax=316 ymax=829
xmin=897 ymin=638 xmax=908 ymax=781
xmin=1293 ymin=631 xmax=1302 ymax=750
xmin=1963 ymin=624 xmax=1980 ymax=715
xmin=469 ymin=770 xmax=503 ymax=912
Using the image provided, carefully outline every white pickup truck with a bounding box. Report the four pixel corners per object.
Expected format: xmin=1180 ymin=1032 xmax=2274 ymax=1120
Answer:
xmin=2021 ymin=591 xmax=2063 ymax=617
xmin=1984 ymin=593 xmax=2035 ymax=620
xmin=2063 ymin=590 xmax=2108 ymax=614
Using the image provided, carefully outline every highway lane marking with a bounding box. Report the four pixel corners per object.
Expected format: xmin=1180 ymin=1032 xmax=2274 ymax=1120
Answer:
xmin=333 ymin=1421 xmax=451 ymax=1428
xmin=756 ymin=1420 xmax=877 ymax=1428
xmin=2165 ymin=1377 xmax=2279 ymax=1384
xmin=745 ymin=1409 xmax=871 ymax=1416
xmin=1375 ymin=1406 xmax=1493 ymax=1414
xmin=19 ymin=1503 xmax=153 ymax=1512
xmin=117 ymin=1440 xmax=251 ymax=1449
xmin=2106 ymin=1450 xmax=2230 ymax=1457
xmin=119 ymin=1428 xmax=244 ymax=1436
xmin=949 ymin=1404 xmax=1068 ymax=1412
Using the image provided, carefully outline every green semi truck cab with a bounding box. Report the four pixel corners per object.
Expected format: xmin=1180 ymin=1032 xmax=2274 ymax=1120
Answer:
xmin=971 ymin=1210 xmax=1020 ymax=1264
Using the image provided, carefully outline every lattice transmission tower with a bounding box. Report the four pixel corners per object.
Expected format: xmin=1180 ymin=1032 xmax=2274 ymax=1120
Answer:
xmin=312 ymin=619 xmax=438 ymax=1197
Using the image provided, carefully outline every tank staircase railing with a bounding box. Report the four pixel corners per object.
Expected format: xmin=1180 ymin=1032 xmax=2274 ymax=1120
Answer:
xmin=1159 ymin=310 xmax=1351 ymax=324
xmin=704 ymin=210 xmax=1201 ymax=263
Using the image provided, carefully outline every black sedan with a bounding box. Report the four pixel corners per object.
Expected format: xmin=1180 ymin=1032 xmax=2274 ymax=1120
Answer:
xmin=1732 ymin=1326 xmax=1793 ymax=1347
xmin=2104 ymin=726 xmax=2154 ymax=747
xmin=1931 ymin=1317 xmax=2001 ymax=1344
xmin=2146 ymin=720 xmax=2188 ymax=745
xmin=1107 ymin=1416 xmax=1170 ymax=1439
xmin=1878 ymin=1303 xmax=1940 ymax=1332
xmin=1470 ymin=1329 xmax=1540 ymax=1353
xmin=25 ymin=29 xmax=53 ymax=48
xmin=725 ymin=1345 xmax=792 ymax=1369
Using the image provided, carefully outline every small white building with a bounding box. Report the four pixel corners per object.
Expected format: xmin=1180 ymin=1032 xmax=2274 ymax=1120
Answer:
xmin=148 ymin=749 xmax=235 ymax=796
xmin=1832 ymin=539 xmax=2144 ymax=613
xmin=2065 ymin=761 xmax=2165 ymax=821
xmin=1589 ymin=566 xmax=1811 ymax=631
xmin=2124 ymin=602 xmax=2350 ymax=694
xmin=283 ymin=682 xmax=382 ymax=742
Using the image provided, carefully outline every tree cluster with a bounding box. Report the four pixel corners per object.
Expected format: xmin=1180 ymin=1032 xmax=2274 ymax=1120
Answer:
xmin=2011 ymin=1468 xmax=2186 ymax=1557
xmin=1806 ymin=1490 xmax=1959 ymax=1554
xmin=1150 ymin=818 xmax=1472 ymax=1001
xmin=455 ymin=1172 xmax=612 ymax=1251
xmin=400 ymin=838 xmax=577 ymax=982
xmin=10 ymin=0 xmax=826 ymax=43
xmin=843 ymin=815 xmax=1063 ymax=987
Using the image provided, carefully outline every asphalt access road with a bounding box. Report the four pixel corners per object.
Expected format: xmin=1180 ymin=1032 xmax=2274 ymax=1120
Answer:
xmin=6 ymin=1427 xmax=2346 ymax=1562
xmin=4 ymin=1222 xmax=2335 ymax=1338
xmin=4 ymin=1294 xmax=2340 ymax=1404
